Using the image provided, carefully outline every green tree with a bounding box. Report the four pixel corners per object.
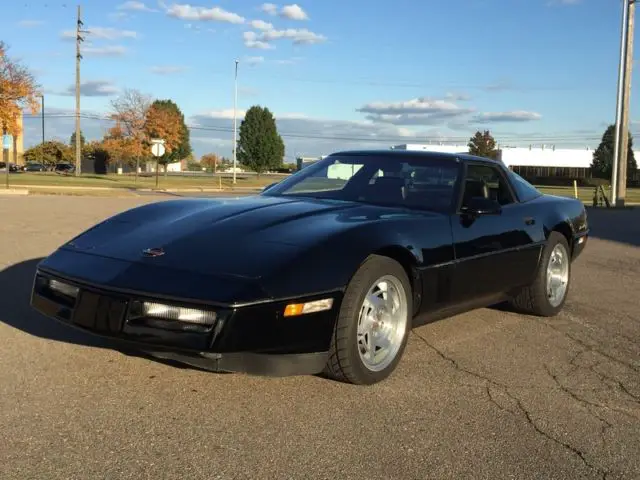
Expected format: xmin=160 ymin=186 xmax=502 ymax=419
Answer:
xmin=147 ymin=99 xmax=191 ymax=166
xmin=468 ymin=130 xmax=499 ymax=159
xmin=591 ymin=124 xmax=638 ymax=181
xmin=23 ymin=140 xmax=72 ymax=167
xmin=237 ymin=105 xmax=285 ymax=174
xmin=70 ymin=130 xmax=86 ymax=151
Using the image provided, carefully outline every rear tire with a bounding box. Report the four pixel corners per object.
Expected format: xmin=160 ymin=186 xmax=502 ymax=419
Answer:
xmin=510 ymin=231 xmax=571 ymax=317
xmin=324 ymin=255 xmax=412 ymax=385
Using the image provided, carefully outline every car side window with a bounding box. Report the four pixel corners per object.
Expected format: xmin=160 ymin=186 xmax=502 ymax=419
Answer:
xmin=461 ymin=164 xmax=515 ymax=208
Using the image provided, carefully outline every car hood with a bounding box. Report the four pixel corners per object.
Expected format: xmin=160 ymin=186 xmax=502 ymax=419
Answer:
xmin=60 ymin=195 xmax=424 ymax=279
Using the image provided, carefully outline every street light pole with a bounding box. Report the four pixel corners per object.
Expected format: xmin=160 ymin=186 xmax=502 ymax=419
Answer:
xmin=41 ymin=94 xmax=45 ymax=147
xmin=233 ymin=59 xmax=239 ymax=185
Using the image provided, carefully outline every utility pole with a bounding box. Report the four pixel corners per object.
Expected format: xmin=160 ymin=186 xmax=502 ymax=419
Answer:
xmin=611 ymin=0 xmax=635 ymax=207
xmin=75 ymin=5 xmax=85 ymax=177
xmin=233 ymin=59 xmax=239 ymax=185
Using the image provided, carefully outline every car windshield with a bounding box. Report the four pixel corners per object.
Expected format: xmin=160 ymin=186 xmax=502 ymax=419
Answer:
xmin=263 ymin=153 xmax=462 ymax=212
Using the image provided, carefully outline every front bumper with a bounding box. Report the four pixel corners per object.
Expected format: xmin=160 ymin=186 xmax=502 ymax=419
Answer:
xmin=31 ymin=268 xmax=339 ymax=377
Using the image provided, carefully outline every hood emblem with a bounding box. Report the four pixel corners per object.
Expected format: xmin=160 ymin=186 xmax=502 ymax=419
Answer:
xmin=142 ymin=247 xmax=165 ymax=257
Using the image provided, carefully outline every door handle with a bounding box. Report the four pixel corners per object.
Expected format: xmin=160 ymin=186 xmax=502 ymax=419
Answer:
xmin=524 ymin=217 xmax=535 ymax=226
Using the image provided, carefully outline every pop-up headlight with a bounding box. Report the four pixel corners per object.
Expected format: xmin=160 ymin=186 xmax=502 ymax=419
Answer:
xmin=128 ymin=301 xmax=217 ymax=327
xmin=48 ymin=278 xmax=80 ymax=298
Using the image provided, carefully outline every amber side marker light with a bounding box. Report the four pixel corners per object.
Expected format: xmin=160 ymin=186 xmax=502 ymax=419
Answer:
xmin=283 ymin=298 xmax=334 ymax=317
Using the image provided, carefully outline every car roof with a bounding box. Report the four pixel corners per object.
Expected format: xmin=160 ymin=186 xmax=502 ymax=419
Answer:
xmin=327 ymin=149 xmax=504 ymax=166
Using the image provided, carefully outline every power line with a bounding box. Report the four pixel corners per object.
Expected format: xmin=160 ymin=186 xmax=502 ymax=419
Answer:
xmin=20 ymin=112 xmax=613 ymax=142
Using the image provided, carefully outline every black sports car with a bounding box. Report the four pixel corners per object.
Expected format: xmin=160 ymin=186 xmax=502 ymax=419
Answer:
xmin=31 ymin=149 xmax=589 ymax=385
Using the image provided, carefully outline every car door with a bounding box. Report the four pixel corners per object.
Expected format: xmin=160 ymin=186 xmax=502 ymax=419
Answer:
xmin=449 ymin=161 xmax=542 ymax=303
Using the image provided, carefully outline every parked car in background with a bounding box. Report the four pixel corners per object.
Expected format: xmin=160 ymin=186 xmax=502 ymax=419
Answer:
xmin=54 ymin=163 xmax=75 ymax=174
xmin=0 ymin=162 xmax=19 ymax=172
xmin=30 ymin=149 xmax=589 ymax=385
xmin=24 ymin=162 xmax=47 ymax=172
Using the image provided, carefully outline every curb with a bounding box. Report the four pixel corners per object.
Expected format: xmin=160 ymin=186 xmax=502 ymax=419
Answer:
xmin=0 ymin=189 xmax=29 ymax=196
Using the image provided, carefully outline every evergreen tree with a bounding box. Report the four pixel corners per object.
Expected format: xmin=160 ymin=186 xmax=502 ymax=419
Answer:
xmin=591 ymin=124 xmax=637 ymax=180
xmin=237 ymin=105 xmax=285 ymax=174
xmin=468 ymin=130 xmax=499 ymax=159
xmin=70 ymin=130 xmax=86 ymax=151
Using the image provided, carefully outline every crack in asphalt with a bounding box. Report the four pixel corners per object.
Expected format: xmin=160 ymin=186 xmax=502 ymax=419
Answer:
xmin=411 ymin=331 xmax=608 ymax=479
xmin=541 ymin=320 xmax=640 ymax=374
xmin=543 ymin=363 xmax=640 ymax=421
xmin=543 ymin=363 xmax=614 ymax=451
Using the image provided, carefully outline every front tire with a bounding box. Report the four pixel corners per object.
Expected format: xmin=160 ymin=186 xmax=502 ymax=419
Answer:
xmin=510 ymin=231 xmax=572 ymax=317
xmin=324 ymin=255 xmax=412 ymax=385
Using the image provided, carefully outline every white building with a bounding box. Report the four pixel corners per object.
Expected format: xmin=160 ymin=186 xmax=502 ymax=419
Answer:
xmin=391 ymin=143 xmax=640 ymax=170
xmin=391 ymin=143 xmax=640 ymax=183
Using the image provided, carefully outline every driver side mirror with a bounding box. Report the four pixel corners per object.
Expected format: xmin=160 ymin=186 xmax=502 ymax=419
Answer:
xmin=463 ymin=196 xmax=502 ymax=216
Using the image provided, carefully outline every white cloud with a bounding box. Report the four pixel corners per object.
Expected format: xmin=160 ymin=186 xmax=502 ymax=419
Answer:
xmin=548 ymin=0 xmax=581 ymax=5
xmin=280 ymin=4 xmax=308 ymax=20
xmin=257 ymin=27 xmax=326 ymax=45
xmin=165 ymin=3 xmax=245 ymax=23
xmin=444 ymin=92 xmax=472 ymax=102
xmin=117 ymin=1 xmax=157 ymax=11
xmin=244 ymin=56 xmax=265 ymax=66
xmin=357 ymin=97 xmax=474 ymax=125
xmin=260 ymin=3 xmax=309 ymax=20
xmin=82 ymin=45 xmax=128 ymax=56
xmin=243 ymin=31 xmax=275 ymax=49
xmin=472 ymin=111 xmax=542 ymax=123
xmin=150 ymin=65 xmax=188 ymax=74
xmin=275 ymin=56 xmax=303 ymax=65
xmin=61 ymin=26 xmax=138 ymax=40
xmin=250 ymin=19 xmax=274 ymax=30
xmin=261 ymin=3 xmax=278 ymax=15
xmin=17 ymin=20 xmax=44 ymax=27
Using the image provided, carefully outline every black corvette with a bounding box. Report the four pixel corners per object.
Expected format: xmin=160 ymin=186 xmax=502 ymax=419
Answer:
xmin=31 ymin=149 xmax=589 ymax=385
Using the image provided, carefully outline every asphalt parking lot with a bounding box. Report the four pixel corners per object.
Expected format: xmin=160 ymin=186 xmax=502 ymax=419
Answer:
xmin=1 ymin=195 xmax=639 ymax=480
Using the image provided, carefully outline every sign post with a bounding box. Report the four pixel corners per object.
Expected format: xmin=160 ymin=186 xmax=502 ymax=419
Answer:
xmin=3 ymin=133 xmax=13 ymax=189
xmin=150 ymin=139 xmax=165 ymax=189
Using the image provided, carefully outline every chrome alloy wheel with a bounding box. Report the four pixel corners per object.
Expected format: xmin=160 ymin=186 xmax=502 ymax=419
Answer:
xmin=547 ymin=243 xmax=570 ymax=308
xmin=356 ymin=275 xmax=408 ymax=372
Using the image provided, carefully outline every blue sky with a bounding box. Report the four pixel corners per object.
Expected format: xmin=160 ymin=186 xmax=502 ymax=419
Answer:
xmin=4 ymin=0 xmax=638 ymax=160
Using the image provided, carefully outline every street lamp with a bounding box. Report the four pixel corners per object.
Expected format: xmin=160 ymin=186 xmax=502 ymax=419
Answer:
xmin=39 ymin=93 xmax=45 ymax=147
xmin=233 ymin=59 xmax=239 ymax=185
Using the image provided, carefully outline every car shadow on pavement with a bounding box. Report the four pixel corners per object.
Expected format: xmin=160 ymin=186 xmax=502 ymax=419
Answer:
xmin=585 ymin=206 xmax=640 ymax=247
xmin=0 ymin=257 xmax=217 ymax=374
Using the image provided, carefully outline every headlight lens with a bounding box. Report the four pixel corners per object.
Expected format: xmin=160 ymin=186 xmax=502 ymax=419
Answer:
xmin=128 ymin=301 xmax=217 ymax=326
xmin=48 ymin=279 xmax=80 ymax=298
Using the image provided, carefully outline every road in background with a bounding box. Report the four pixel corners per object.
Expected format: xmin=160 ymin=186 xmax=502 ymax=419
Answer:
xmin=0 ymin=197 xmax=639 ymax=480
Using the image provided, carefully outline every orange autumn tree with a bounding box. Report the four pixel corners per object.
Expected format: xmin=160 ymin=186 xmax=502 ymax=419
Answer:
xmin=200 ymin=153 xmax=220 ymax=171
xmin=0 ymin=41 xmax=40 ymax=156
xmin=101 ymin=119 xmax=145 ymax=167
xmin=144 ymin=101 xmax=183 ymax=173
